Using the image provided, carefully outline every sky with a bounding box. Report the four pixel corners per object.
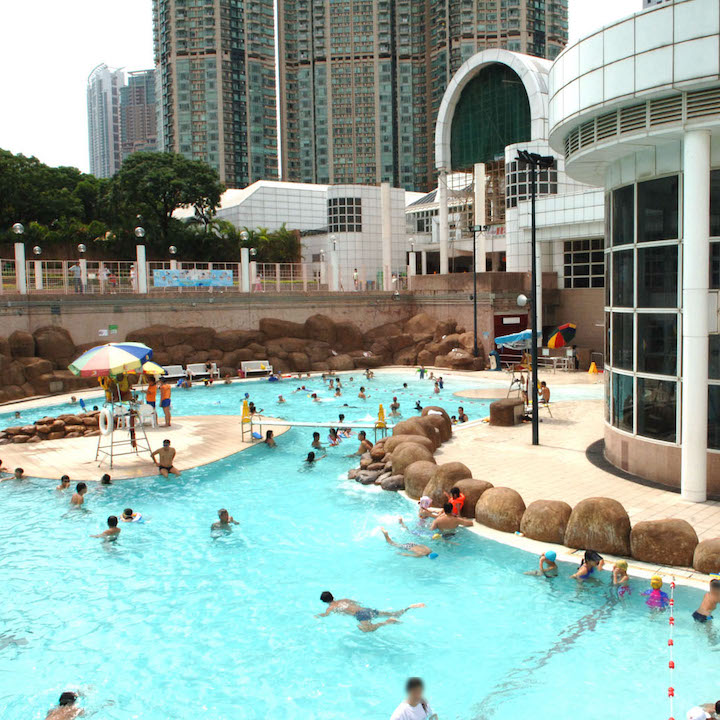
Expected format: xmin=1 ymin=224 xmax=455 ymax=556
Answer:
xmin=0 ymin=0 xmax=638 ymax=173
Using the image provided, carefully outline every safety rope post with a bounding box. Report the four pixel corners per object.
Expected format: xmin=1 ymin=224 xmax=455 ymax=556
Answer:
xmin=667 ymin=577 xmax=676 ymax=720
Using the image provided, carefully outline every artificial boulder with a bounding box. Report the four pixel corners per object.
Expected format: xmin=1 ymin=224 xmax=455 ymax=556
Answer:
xmin=693 ymin=538 xmax=720 ymax=574
xmin=419 ymin=411 xmax=451 ymax=443
xmin=215 ymin=330 xmax=262 ymax=351
xmin=8 ymin=331 xmax=35 ymax=358
xmin=125 ymin=325 xmax=167 ymax=351
xmin=630 ymin=519 xmax=699 ymax=567
xmin=335 ymin=321 xmax=364 ymax=351
xmin=404 ymin=461 xmax=439 ymax=499
xmin=364 ymin=322 xmax=404 ymax=342
xmin=17 ymin=357 xmax=53 ymax=380
xmin=393 ymin=347 xmax=417 ymax=366
xmin=435 ymin=348 xmax=483 ymax=371
xmin=383 ymin=434 xmax=434 ymax=454
xmin=489 ymin=398 xmax=524 ymax=426
xmin=520 ymin=499 xmax=572 ymax=544
xmin=327 ymin=354 xmax=355 ymax=371
xmin=475 ymin=487 xmax=526 ymax=532
xmin=381 ymin=475 xmax=405 ymax=491
xmin=405 ymin=313 xmax=438 ymax=336
xmin=391 ymin=443 xmax=435 ymax=476
xmin=33 ymin=326 xmax=76 ymax=368
xmin=424 ymin=462 xmax=473 ymax=507
xmin=288 ymin=352 xmax=311 ymax=372
xmin=259 ymin=318 xmax=305 ymax=339
xmin=392 ymin=418 xmax=439 ymax=449
xmin=370 ymin=443 xmax=387 ymax=461
xmin=454 ymin=478 xmax=494 ymax=518
xmin=304 ymin=314 xmax=337 ymax=345
xmin=564 ymin=497 xmax=631 ymax=556
xmin=355 ymin=470 xmax=381 ymax=485
xmin=417 ymin=349 xmax=435 ymax=367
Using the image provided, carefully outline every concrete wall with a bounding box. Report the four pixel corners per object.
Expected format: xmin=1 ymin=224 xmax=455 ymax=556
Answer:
xmin=545 ymin=287 xmax=605 ymax=357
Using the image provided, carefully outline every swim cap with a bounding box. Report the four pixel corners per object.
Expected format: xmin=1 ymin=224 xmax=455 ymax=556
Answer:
xmin=432 ymin=533 xmax=441 ymax=540
xmin=419 ymin=496 xmax=432 ymax=509
xmin=651 ymin=575 xmax=663 ymax=590
xmin=616 ymin=560 xmax=628 ymax=571
xmin=545 ymin=551 xmax=557 ymax=563
xmin=428 ymin=552 xmax=439 ymax=559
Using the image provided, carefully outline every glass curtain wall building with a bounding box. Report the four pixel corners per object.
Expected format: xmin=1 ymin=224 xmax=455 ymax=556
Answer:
xmin=153 ymin=0 xmax=278 ymax=188
xmin=87 ymin=64 xmax=124 ymax=179
xmin=120 ymin=70 xmax=158 ymax=159
xmin=277 ymin=0 xmax=568 ymax=191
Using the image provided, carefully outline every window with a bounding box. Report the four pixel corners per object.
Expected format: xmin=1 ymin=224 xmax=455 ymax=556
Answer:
xmin=637 ymin=176 xmax=678 ymax=243
xmin=637 ymin=245 xmax=678 ymax=307
xmin=710 ymin=170 xmax=720 ymax=237
xmin=710 ymin=334 xmax=720 ymax=380
xmin=563 ymin=238 xmax=604 ymax=288
xmin=328 ymin=197 xmax=362 ymax=233
xmin=612 ymin=250 xmax=634 ymax=307
xmin=637 ymin=378 xmax=676 ymax=442
xmin=637 ymin=314 xmax=677 ymax=376
xmin=612 ymin=312 xmax=633 ymax=370
xmin=612 ymin=185 xmax=634 ymax=246
xmin=709 ymin=385 xmax=720 ymax=450
xmin=612 ymin=372 xmax=633 ymax=433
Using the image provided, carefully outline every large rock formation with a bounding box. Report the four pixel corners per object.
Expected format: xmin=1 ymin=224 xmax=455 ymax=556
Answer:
xmin=693 ymin=538 xmax=720 ymax=574
xmin=453 ymin=478 xmax=493 ymax=518
xmin=489 ymin=398 xmax=524 ymax=426
xmin=391 ymin=443 xmax=435 ymax=476
xmin=383 ymin=434 xmax=435 ymax=454
xmin=424 ymin=462 xmax=473 ymax=507
xmin=392 ymin=418 xmax=440 ymax=449
xmin=564 ymin=497 xmax=631 ymax=556
xmin=33 ymin=326 xmax=76 ymax=369
xmin=520 ymin=499 xmax=572 ymax=544
xmin=630 ymin=519 xmax=699 ymax=567
xmin=9 ymin=331 xmax=35 ymax=358
xmin=404 ymin=461 xmax=439 ymax=499
xmin=475 ymin=487 xmax=526 ymax=532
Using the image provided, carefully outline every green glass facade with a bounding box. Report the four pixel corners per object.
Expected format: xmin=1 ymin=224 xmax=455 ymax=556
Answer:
xmin=450 ymin=64 xmax=531 ymax=170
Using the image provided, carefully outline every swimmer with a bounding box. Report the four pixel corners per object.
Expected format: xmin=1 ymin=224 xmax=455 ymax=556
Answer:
xmin=212 ymin=508 xmax=239 ymax=529
xmin=328 ymin=428 xmax=341 ymax=446
xmin=380 ymin=527 xmax=437 ymax=559
xmin=305 ymin=451 xmax=326 ymax=464
xmin=444 ymin=486 xmax=465 ymax=516
xmin=13 ymin=467 xmax=25 ymax=480
xmin=428 ymin=372 xmax=435 ymax=381
xmin=414 ymin=401 xmax=423 ymax=412
xmin=390 ymin=397 xmax=401 ymax=416
xmin=524 ymin=550 xmax=558 ymax=577
xmin=223 ymin=374 xmax=232 ymax=384
xmin=570 ymin=550 xmax=605 ymax=580
xmin=264 ymin=430 xmax=276 ymax=448
xmin=356 ymin=430 xmax=373 ymax=454
xmin=14 ymin=411 xmax=21 ymax=420
xmin=433 ymin=382 xmax=440 ymax=394
xmin=311 ymin=431 xmax=323 ymax=450
xmin=91 ymin=515 xmax=120 ymax=539
xmin=334 ymin=388 xmax=342 ymax=397
xmin=417 ymin=496 xmax=439 ymax=520
xmin=402 ymin=382 xmax=408 ymax=390
xmin=451 ymin=416 xmax=458 ymax=424
xmin=278 ymin=395 xmax=286 ymax=403
xmin=70 ymin=483 xmax=87 ymax=506
xmin=642 ymin=576 xmax=669 ymax=610
xmin=358 ymin=386 xmax=367 ymax=399
xmin=612 ymin=560 xmax=630 ymax=595
xmin=70 ymin=396 xmax=77 ymax=405
xmin=316 ymin=591 xmax=425 ymax=633
xmin=100 ymin=473 xmax=112 ymax=485
xmin=457 ymin=406 xmax=468 ymax=423
xmin=338 ymin=414 xmax=354 ymax=436
xmin=120 ymin=508 xmax=141 ymax=522
xmin=56 ymin=475 xmax=71 ymax=491
xmin=430 ymin=503 xmax=473 ymax=535
xmin=79 ymin=398 xmax=86 ymax=411
xmin=692 ymin=578 xmax=720 ymax=623
xmin=45 ymin=691 xmax=82 ymax=720
xmin=329 ymin=379 xmax=335 ymax=389
xmin=438 ymin=377 xmax=444 ymax=389
xmin=151 ymin=439 xmax=181 ymax=477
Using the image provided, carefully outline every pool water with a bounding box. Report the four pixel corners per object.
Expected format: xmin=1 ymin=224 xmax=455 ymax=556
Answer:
xmin=1 ymin=373 xmax=704 ymax=720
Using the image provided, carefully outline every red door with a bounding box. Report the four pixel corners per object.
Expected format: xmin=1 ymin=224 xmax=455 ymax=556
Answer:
xmin=493 ymin=313 xmax=529 ymax=361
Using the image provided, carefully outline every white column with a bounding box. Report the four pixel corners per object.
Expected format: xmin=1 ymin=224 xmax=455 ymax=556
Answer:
xmin=438 ymin=169 xmax=449 ymax=275
xmin=250 ymin=261 xmax=258 ymax=291
xmin=240 ymin=248 xmax=250 ymax=291
xmin=170 ymin=259 xmax=178 ymax=270
xmin=381 ymin=181 xmax=393 ymax=291
xmin=275 ymin=263 xmax=281 ymax=292
xmin=330 ymin=250 xmax=340 ymax=291
xmin=34 ymin=260 xmax=43 ymax=290
xmin=80 ymin=258 xmax=88 ymax=291
xmin=319 ymin=260 xmax=327 ymax=287
xmin=421 ymin=250 xmax=427 ymax=275
xmin=302 ymin=263 xmax=308 ymax=291
xmin=136 ymin=245 xmax=148 ymax=294
xmin=681 ymin=129 xmax=711 ymax=502
xmin=408 ymin=251 xmax=417 ymax=291
xmin=14 ymin=243 xmax=26 ymax=294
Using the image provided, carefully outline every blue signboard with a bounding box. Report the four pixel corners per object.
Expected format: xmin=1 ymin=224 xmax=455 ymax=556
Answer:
xmin=152 ymin=269 xmax=233 ymax=287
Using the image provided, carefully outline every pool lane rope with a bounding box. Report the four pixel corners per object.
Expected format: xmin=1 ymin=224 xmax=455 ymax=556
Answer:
xmin=668 ymin=577 xmax=676 ymax=720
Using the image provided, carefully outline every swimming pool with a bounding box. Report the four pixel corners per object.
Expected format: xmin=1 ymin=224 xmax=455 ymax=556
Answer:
xmin=1 ymin=373 xmax=704 ymax=720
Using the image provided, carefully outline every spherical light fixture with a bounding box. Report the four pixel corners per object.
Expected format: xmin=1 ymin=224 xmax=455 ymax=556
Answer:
xmin=517 ymin=294 xmax=528 ymax=307
xmin=330 ymin=234 xmax=337 ymax=250
xmin=240 ymin=230 xmax=250 ymax=242
xmin=32 ymin=246 xmax=42 ymax=256
xmin=77 ymin=243 xmax=87 ymax=254
xmin=12 ymin=223 xmax=24 ymax=235
xmin=249 ymin=247 xmax=257 ymax=257
xmin=169 ymin=245 xmax=178 ymax=255
xmin=134 ymin=226 xmax=146 ymax=239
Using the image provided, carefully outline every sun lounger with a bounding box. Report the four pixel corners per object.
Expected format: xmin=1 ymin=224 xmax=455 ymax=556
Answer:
xmin=162 ymin=365 xmax=187 ymax=381
xmin=241 ymin=360 xmax=273 ymax=377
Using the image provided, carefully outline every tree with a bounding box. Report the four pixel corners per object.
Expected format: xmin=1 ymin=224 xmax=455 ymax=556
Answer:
xmin=238 ymin=224 xmax=301 ymax=263
xmin=112 ymin=152 xmax=224 ymax=250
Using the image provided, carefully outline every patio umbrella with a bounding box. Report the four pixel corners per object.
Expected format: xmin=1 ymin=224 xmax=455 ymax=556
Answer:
xmin=495 ymin=328 xmax=541 ymax=350
xmin=68 ymin=342 xmax=152 ymax=377
xmin=547 ymin=323 xmax=577 ymax=349
xmin=128 ymin=361 xmax=166 ymax=377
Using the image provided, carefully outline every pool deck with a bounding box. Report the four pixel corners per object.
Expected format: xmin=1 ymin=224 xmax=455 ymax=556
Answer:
xmin=0 ymin=415 xmax=289 ymax=481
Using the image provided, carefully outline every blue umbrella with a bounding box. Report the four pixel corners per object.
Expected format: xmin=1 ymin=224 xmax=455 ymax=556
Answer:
xmin=495 ymin=329 xmax=541 ymax=350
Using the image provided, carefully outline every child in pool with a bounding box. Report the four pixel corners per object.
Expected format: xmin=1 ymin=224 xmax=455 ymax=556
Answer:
xmin=642 ymin=576 xmax=669 ymax=609
xmin=120 ymin=508 xmax=142 ymax=522
xmin=570 ymin=550 xmax=604 ymax=580
xmin=612 ymin=560 xmax=630 ymax=596
xmin=692 ymin=578 xmax=720 ymax=623
xmin=525 ymin=551 xmax=558 ymax=577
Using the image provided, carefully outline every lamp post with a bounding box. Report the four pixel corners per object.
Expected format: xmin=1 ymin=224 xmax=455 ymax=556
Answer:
xmin=470 ymin=224 xmax=484 ymax=358
xmin=516 ymin=150 xmax=554 ymax=446
xmin=133 ymin=226 xmax=147 ymax=294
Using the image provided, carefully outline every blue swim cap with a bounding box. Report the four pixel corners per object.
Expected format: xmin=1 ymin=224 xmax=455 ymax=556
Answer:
xmin=545 ymin=551 xmax=557 ymax=562
xmin=427 ymin=552 xmax=439 ymax=560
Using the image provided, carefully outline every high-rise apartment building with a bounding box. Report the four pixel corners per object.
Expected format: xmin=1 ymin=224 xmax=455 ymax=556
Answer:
xmin=87 ymin=64 xmax=124 ymax=178
xmin=152 ymin=0 xmax=278 ymax=188
xmin=120 ymin=70 xmax=158 ymax=159
xmin=278 ymin=0 xmax=569 ymax=191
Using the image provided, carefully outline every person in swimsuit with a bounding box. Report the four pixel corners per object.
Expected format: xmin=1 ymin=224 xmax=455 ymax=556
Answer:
xmin=358 ymin=386 xmax=367 ymax=399
xmin=612 ymin=560 xmax=630 ymax=596
xmin=416 ymin=496 xmax=439 ymax=520
xmin=305 ymin=451 xmax=326 ymax=464
xmin=457 ymin=407 xmax=468 ymax=423
xmin=159 ymin=380 xmax=172 ymax=426
xmin=146 ymin=379 xmax=157 ymax=416
xmin=414 ymin=401 xmax=423 ymax=412
xmin=91 ymin=516 xmax=121 ymax=540
xmin=430 ymin=503 xmax=473 ymax=536
xmin=693 ymin=578 xmax=720 ymax=623
xmin=264 ymin=430 xmax=276 ymax=448
xmin=56 ymin=475 xmax=71 ymax=491
xmin=311 ymin=432 xmax=324 ymax=450
xmin=45 ymin=691 xmax=82 ymax=720
xmin=212 ymin=508 xmax=239 ymax=530
xmin=354 ymin=430 xmax=373 ymax=455
xmin=570 ymin=550 xmax=604 ymax=580
xmin=380 ymin=527 xmax=437 ymax=559
xmin=390 ymin=397 xmax=401 ymax=416
xmin=525 ymin=551 xmax=558 ymax=577
xmin=151 ymin=439 xmax=181 ymax=477
xmin=70 ymin=483 xmax=87 ymax=506
xmin=316 ymin=591 xmax=425 ymax=633
xmin=328 ymin=428 xmax=341 ymax=446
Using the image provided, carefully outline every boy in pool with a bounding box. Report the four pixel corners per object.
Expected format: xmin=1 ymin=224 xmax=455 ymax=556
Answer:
xmin=525 ymin=551 xmax=558 ymax=577
xmin=693 ymin=578 xmax=720 ymax=623
xmin=45 ymin=691 xmax=82 ymax=720
xmin=353 ymin=430 xmax=373 ymax=455
xmin=13 ymin=468 xmax=25 ymax=480
xmin=380 ymin=527 xmax=438 ymax=559
xmin=91 ymin=516 xmax=120 ymax=539
xmin=316 ymin=591 xmax=425 ymax=633
xmin=212 ymin=508 xmax=239 ymax=529
xmin=311 ymin=432 xmax=324 ymax=449
xmin=71 ymin=483 xmax=87 ymax=506
xmin=56 ymin=475 xmax=71 ymax=491
xmin=430 ymin=503 xmax=474 ymax=536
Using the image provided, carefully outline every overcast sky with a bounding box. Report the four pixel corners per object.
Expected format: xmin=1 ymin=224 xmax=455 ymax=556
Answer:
xmin=0 ymin=0 xmax=638 ymax=173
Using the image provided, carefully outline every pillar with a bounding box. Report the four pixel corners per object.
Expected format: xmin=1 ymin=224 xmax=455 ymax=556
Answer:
xmin=421 ymin=250 xmax=427 ymax=275
xmin=135 ymin=245 xmax=148 ymax=294
xmin=249 ymin=261 xmax=258 ymax=291
xmin=381 ymin=181 xmax=393 ymax=291
xmin=34 ymin=260 xmax=43 ymax=290
xmin=438 ymin=169 xmax=449 ymax=275
xmin=240 ymin=248 xmax=250 ymax=292
xmin=474 ymin=163 xmax=487 ymax=273
xmin=681 ymin=129 xmax=711 ymax=502
xmin=408 ymin=251 xmax=417 ymax=290
xmin=14 ymin=243 xmax=26 ymax=294
xmin=80 ymin=258 xmax=88 ymax=291
xmin=330 ymin=249 xmax=340 ymax=291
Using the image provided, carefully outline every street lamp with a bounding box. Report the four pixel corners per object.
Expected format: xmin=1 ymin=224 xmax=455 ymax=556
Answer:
xmin=12 ymin=223 xmax=24 ymax=236
xmin=134 ymin=226 xmax=146 ymax=239
xmin=32 ymin=246 xmax=42 ymax=256
xmin=470 ymin=224 xmax=485 ymax=358
xmin=516 ymin=150 xmax=555 ymax=446
xmin=330 ymin=234 xmax=337 ymax=251
xmin=168 ymin=245 xmax=178 ymax=256
xmin=240 ymin=230 xmax=249 ymax=243
xmin=77 ymin=243 xmax=86 ymax=255
xmin=249 ymin=247 xmax=257 ymax=258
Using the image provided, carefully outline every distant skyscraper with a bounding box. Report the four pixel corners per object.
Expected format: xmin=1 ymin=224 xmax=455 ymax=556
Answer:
xmin=120 ymin=70 xmax=158 ymax=159
xmin=87 ymin=64 xmax=124 ymax=178
xmin=278 ymin=0 xmax=569 ymax=191
xmin=152 ymin=0 xmax=278 ymax=188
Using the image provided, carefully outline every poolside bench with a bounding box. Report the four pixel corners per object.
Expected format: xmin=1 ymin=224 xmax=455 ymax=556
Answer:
xmin=187 ymin=362 xmax=219 ymax=380
xmin=162 ymin=365 xmax=187 ymax=381
xmin=241 ymin=360 xmax=273 ymax=377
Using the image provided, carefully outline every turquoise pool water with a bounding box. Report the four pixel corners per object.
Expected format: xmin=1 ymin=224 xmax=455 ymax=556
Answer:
xmin=0 ymin=373 xmax=706 ymax=720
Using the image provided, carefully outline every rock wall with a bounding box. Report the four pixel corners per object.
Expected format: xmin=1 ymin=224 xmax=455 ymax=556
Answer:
xmin=0 ymin=411 xmax=100 ymax=444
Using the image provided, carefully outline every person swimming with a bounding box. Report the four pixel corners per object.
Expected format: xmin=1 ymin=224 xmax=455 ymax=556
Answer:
xmin=430 ymin=503 xmax=474 ymax=536
xmin=212 ymin=508 xmax=239 ymax=530
xmin=120 ymin=508 xmax=142 ymax=522
xmin=91 ymin=515 xmax=120 ymax=539
xmin=642 ymin=576 xmax=670 ymax=609
xmin=45 ymin=691 xmax=82 ymax=719
xmin=316 ymin=591 xmax=425 ymax=632
xmin=265 ymin=430 xmax=276 ymax=448
xmin=570 ymin=550 xmax=604 ymax=580
xmin=56 ymin=475 xmax=71 ymax=491
xmin=311 ymin=431 xmax=323 ymax=449
xmin=328 ymin=428 xmax=341 ymax=446
xmin=305 ymin=451 xmax=326 ymax=464
xmin=693 ymin=578 xmax=720 ymax=623
xmin=612 ymin=560 xmax=630 ymax=596
xmin=414 ymin=400 xmax=423 ymax=411
xmin=524 ymin=550 xmax=558 ymax=577
xmin=380 ymin=527 xmax=438 ymax=559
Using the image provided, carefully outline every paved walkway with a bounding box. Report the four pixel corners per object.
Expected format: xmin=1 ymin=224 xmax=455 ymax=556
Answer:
xmin=0 ymin=415 xmax=289 ymax=481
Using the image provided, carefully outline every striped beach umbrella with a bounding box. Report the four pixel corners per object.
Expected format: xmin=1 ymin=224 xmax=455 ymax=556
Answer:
xmin=68 ymin=342 xmax=153 ymax=377
xmin=547 ymin=323 xmax=577 ymax=349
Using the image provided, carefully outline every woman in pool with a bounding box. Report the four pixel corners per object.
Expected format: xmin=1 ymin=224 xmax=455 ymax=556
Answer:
xmin=264 ymin=430 xmax=276 ymax=448
xmin=328 ymin=428 xmax=341 ymax=446
xmin=305 ymin=451 xmax=326 ymax=464
xmin=571 ymin=550 xmax=605 ymax=580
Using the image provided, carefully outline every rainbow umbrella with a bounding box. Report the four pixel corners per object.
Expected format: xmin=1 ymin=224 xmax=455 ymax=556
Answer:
xmin=547 ymin=323 xmax=577 ymax=349
xmin=68 ymin=342 xmax=153 ymax=378
xmin=128 ymin=361 xmax=166 ymax=377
